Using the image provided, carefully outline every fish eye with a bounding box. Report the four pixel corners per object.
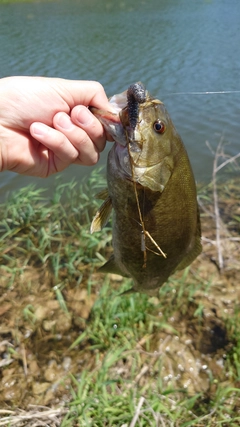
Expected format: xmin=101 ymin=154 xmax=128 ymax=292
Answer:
xmin=153 ymin=120 xmax=165 ymax=134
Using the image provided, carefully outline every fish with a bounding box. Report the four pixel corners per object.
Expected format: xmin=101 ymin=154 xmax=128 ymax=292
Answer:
xmin=90 ymin=82 xmax=202 ymax=296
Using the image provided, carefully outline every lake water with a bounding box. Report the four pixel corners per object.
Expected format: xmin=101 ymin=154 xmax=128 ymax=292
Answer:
xmin=0 ymin=0 xmax=239 ymax=201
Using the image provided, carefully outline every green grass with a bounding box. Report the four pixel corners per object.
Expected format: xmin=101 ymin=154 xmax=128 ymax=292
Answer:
xmin=0 ymin=169 xmax=111 ymax=286
xmin=0 ymin=169 xmax=240 ymax=427
xmin=61 ymin=277 xmax=240 ymax=427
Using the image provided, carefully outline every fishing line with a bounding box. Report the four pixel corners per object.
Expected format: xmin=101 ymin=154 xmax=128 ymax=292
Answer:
xmin=126 ymin=124 xmax=167 ymax=269
xmin=163 ymin=90 xmax=240 ymax=96
xmin=126 ymin=138 xmax=147 ymax=268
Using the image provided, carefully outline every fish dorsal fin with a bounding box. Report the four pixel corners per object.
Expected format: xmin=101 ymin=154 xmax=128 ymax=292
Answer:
xmin=99 ymin=255 xmax=128 ymax=277
xmin=90 ymin=196 xmax=112 ymax=233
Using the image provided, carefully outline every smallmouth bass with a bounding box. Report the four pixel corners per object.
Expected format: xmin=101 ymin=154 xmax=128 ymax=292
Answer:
xmin=90 ymin=82 xmax=202 ymax=296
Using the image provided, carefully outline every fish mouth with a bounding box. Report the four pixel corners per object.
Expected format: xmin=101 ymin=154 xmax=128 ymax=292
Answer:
xmin=90 ymin=89 xmax=131 ymax=146
xmin=90 ymin=84 xmax=147 ymax=148
xmin=90 ymin=106 xmax=127 ymax=146
xmin=90 ymin=106 xmax=143 ymax=158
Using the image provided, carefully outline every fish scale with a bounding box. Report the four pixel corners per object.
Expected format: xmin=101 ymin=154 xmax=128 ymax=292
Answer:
xmin=90 ymin=83 xmax=202 ymax=296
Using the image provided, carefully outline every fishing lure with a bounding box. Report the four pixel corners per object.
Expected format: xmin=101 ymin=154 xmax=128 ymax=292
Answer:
xmin=127 ymin=82 xmax=146 ymax=130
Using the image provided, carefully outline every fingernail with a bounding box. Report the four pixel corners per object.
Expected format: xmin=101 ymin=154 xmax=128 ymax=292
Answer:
xmin=31 ymin=123 xmax=48 ymax=136
xmin=57 ymin=113 xmax=73 ymax=130
xmin=76 ymin=108 xmax=93 ymax=126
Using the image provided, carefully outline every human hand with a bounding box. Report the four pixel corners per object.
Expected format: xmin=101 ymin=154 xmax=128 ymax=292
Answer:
xmin=0 ymin=76 xmax=112 ymax=177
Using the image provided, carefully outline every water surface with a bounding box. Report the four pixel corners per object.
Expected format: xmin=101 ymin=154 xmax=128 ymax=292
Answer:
xmin=0 ymin=0 xmax=239 ymax=201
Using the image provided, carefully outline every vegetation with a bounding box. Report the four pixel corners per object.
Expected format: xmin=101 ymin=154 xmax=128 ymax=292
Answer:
xmin=0 ymin=149 xmax=239 ymax=426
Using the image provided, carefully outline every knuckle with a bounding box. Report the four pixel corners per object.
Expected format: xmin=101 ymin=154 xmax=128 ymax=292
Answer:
xmin=91 ymin=81 xmax=104 ymax=92
xmin=54 ymin=132 xmax=66 ymax=149
xmin=90 ymin=152 xmax=99 ymax=165
xmin=78 ymin=134 xmax=91 ymax=148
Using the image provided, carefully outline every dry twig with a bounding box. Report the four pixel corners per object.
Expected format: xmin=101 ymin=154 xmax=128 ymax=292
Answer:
xmin=206 ymin=139 xmax=240 ymax=271
xmin=129 ymin=396 xmax=145 ymax=427
xmin=0 ymin=407 xmax=67 ymax=427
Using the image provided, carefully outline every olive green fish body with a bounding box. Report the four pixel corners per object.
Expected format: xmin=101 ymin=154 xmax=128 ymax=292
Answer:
xmin=91 ymin=83 xmax=201 ymax=295
xmin=105 ymin=133 xmax=201 ymax=295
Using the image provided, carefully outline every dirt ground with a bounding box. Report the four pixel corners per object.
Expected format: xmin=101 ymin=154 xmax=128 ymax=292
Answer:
xmin=0 ymin=176 xmax=239 ymax=423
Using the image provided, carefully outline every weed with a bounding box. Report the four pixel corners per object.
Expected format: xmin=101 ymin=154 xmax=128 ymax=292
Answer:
xmin=0 ymin=168 xmax=240 ymax=427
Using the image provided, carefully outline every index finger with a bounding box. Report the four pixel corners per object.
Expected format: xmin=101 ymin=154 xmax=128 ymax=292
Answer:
xmin=53 ymin=79 xmax=115 ymax=112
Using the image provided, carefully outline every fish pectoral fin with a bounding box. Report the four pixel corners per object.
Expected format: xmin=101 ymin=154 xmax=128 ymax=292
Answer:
xmin=99 ymin=255 xmax=128 ymax=277
xmin=95 ymin=188 xmax=109 ymax=200
xmin=90 ymin=196 xmax=112 ymax=233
